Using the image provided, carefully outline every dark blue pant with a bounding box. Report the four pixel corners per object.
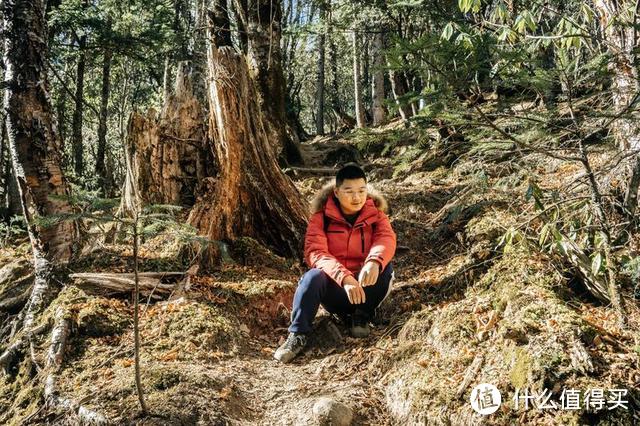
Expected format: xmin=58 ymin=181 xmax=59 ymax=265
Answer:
xmin=288 ymin=263 xmax=394 ymax=334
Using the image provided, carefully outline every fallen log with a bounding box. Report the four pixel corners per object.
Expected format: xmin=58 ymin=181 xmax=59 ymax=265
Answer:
xmin=69 ymin=272 xmax=184 ymax=298
xmin=0 ymin=321 xmax=51 ymax=374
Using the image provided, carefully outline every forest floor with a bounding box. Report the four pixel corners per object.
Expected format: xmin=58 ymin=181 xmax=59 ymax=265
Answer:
xmin=1 ymin=120 xmax=639 ymax=425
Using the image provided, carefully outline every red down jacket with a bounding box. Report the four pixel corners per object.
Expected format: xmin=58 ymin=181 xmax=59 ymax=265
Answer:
xmin=303 ymin=183 xmax=397 ymax=286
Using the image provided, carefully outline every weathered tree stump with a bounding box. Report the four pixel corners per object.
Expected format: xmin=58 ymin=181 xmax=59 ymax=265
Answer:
xmin=187 ymin=34 xmax=308 ymax=262
xmin=121 ymin=62 xmax=214 ymax=212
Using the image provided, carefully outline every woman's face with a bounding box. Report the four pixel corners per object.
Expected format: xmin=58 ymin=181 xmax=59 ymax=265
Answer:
xmin=334 ymin=178 xmax=368 ymax=215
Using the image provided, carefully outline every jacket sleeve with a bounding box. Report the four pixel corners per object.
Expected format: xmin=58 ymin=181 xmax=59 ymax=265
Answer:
xmin=365 ymin=211 xmax=396 ymax=270
xmin=304 ymin=212 xmax=353 ymax=286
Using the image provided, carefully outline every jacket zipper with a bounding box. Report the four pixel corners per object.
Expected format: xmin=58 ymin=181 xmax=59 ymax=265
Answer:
xmin=346 ymin=228 xmax=352 ymax=271
xmin=360 ymin=228 xmax=365 ymax=253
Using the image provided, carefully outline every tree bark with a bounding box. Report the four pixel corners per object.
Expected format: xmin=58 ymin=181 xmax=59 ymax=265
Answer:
xmin=188 ymin=5 xmax=307 ymax=262
xmin=55 ymin=62 xmax=68 ymax=163
xmin=388 ymin=68 xmax=413 ymax=121
xmin=96 ymin=47 xmax=113 ymax=196
xmin=241 ymin=0 xmax=303 ymax=165
xmin=71 ymin=33 xmax=87 ymax=178
xmin=191 ymin=0 xmax=209 ymax=106
xmin=3 ymin=0 xmax=77 ymax=335
xmin=409 ymin=72 xmax=420 ymax=115
xmin=315 ymin=6 xmax=326 ymax=136
xmin=121 ymin=62 xmax=212 ymax=212
xmin=353 ymin=30 xmax=365 ymax=128
xmin=329 ymin=31 xmax=344 ymax=132
xmin=4 ymin=139 xmax=22 ymax=220
xmin=2 ymin=120 xmax=22 ymax=219
xmin=172 ymin=0 xmax=191 ymax=61
xmin=162 ymin=56 xmax=172 ymax=106
xmin=371 ymin=31 xmax=386 ymax=126
xmin=0 ymin=119 xmax=4 ymax=213
xmin=361 ymin=33 xmax=370 ymax=114
xmin=211 ymin=0 xmax=232 ymax=47
xmin=232 ymin=0 xmax=249 ymax=54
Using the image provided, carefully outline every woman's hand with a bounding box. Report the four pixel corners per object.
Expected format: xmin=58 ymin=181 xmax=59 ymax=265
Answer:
xmin=358 ymin=261 xmax=380 ymax=287
xmin=343 ymin=275 xmax=365 ymax=304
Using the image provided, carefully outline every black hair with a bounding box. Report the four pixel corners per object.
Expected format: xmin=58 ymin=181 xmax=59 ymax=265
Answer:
xmin=335 ymin=163 xmax=367 ymax=187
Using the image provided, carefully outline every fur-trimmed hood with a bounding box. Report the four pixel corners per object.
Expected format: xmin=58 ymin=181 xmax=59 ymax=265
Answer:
xmin=310 ymin=182 xmax=389 ymax=214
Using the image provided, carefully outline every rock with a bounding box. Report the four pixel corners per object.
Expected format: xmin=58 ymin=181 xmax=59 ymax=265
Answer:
xmin=311 ymin=397 xmax=353 ymax=426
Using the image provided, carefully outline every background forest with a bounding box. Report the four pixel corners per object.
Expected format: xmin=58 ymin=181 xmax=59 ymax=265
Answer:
xmin=0 ymin=0 xmax=639 ymax=424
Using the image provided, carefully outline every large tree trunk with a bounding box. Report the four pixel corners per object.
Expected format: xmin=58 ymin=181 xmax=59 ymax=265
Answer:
xmin=2 ymin=121 xmax=22 ymax=220
xmin=329 ymin=31 xmax=343 ymax=130
xmin=187 ymin=3 xmax=307 ymax=262
xmin=191 ymin=0 xmax=209 ymax=107
xmin=162 ymin=56 xmax=172 ymax=107
xmin=242 ymin=0 xmax=303 ymax=165
xmin=121 ymin=62 xmax=212 ymax=212
xmin=55 ymin=61 xmax=69 ymax=165
xmin=371 ymin=31 xmax=387 ymax=126
xmin=96 ymin=47 xmax=113 ymax=196
xmin=388 ymin=68 xmax=413 ymax=121
xmin=71 ymin=33 xmax=86 ymax=178
xmin=353 ymin=30 xmax=366 ymax=128
xmin=3 ymin=0 xmax=77 ymax=337
xmin=328 ymin=32 xmax=356 ymax=133
xmin=172 ymin=0 xmax=191 ymax=60
xmin=315 ymin=2 xmax=326 ymax=136
xmin=361 ymin=33 xmax=370 ymax=116
xmin=232 ymin=0 xmax=249 ymax=54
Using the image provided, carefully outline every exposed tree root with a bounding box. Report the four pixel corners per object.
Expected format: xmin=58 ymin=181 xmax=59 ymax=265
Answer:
xmin=0 ymin=320 xmax=50 ymax=374
xmin=43 ymin=306 xmax=109 ymax=424
xmin=46 ymin=307 xmax=71 ymax=368
xmin=0 ymin=338 xmax=26 ymax=374
xmin=44 ymin=375 xmax=109 ymax=425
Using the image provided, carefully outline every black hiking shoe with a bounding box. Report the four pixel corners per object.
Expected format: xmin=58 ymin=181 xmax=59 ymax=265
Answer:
xmin=273 ymin=332 xmax=308 ymax=363
xmin=349 ymin=309 xmax=371 ymax=338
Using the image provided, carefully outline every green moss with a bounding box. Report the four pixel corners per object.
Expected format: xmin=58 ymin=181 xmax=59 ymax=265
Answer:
xmin=36 ymin=285 xmax=88 ymax=330
xmin=0 ymin=358 xmax=43 ymax=425
xmin=508 ymin=347 xmax=532 ymax=389
xmin=143 ymin=301 xmax=239 ymax=359
xmin=148 ymin=367 xmax=182 ymax=390
xmin=76 ymin=298 xmax=131 ymax=336
xmin=465 ymin=209 xmax=516 ymax=244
